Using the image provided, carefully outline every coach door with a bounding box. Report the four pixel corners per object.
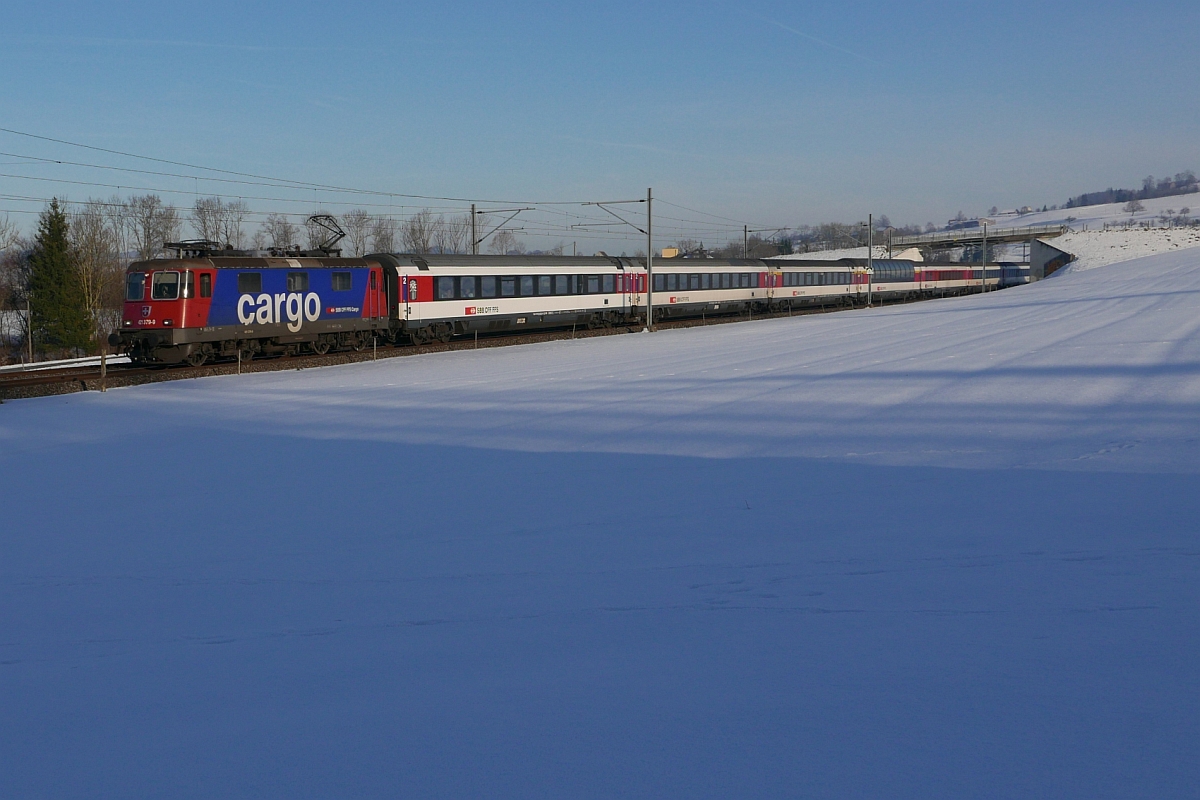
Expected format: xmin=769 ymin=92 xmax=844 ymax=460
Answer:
xmin=367 ymin=267 xmax=383 ymax=319
xmin=401 ymin=274 xmax=419 ymax=323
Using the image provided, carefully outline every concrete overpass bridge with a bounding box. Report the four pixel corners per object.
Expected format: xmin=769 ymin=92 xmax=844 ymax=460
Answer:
xmin=888 ymin=223 xmax=1074 ymax=280
xmin=889 ymin=224 xmax=1068 ymax=251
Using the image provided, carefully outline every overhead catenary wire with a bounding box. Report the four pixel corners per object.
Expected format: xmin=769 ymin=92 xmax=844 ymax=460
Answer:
xmin=0 ymin=127 xmax=790 ymax=247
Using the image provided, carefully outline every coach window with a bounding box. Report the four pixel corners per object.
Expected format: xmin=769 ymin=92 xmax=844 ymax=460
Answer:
xmin=555 ymin=275 xmax=570 ymax=295
xmin=481 ymin=276 xmax=497 ymax=298
xmin=603 ymin=274 xmax=614 ymax=293
xmin=331 ymin=272 xmax=352 ymax=292
xmin=520 ymin=276 xmax=535 ymax=296
xmin=287 ymin=272 xmax=309 ymax=292
xmin=666 ymin=274 xmax=677 ymax=291
xmin=654 ymin=274 xmax=666 ymax=292
xmin=182 ymin=271 xmax=195 ymax=299
xmin=587 ymin=275 xmax=600 ymax=293
xmin=125 ymin=272 xmax=145 ymax=301
xmin=750 ymin=273 xmax=759 ymax=288
xmin=700 ymin=273 xmax=710 ymax=289
xmin=437 ymin=276 xmax=455 ymax=300
xmin=460 ymin=276 xmax=477 ymax=299
xmin=199 ymin=273 xmax=212 ymax=298
xmin=538 ymin=275 xmax=552 ymax=295
xmin=151 ymin=271 xmax=180 ymax=300
xmin=501 ymin=277 xmax=516 ymax=297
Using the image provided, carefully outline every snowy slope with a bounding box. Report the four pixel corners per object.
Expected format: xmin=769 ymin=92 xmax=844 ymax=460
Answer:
xmin=1056 ymin=227 xmax=1200 ymax=272
xmin=993 ymin=190 xmax=1199 ymax=229
xmin=1 ymin=248 xmax=1198 ymax=798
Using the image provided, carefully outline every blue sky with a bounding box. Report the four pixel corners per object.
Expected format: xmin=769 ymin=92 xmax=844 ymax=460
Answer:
xmin=2 ymin=0 xmax=1198 ymax=250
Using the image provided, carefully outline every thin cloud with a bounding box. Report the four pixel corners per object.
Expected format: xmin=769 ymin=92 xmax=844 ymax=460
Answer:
xmin=754 ymin=14 xmax=882 ymax=66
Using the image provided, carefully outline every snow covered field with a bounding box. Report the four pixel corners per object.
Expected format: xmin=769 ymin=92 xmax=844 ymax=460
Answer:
xmin=2 ymin=247 xmax=1198 ymax=797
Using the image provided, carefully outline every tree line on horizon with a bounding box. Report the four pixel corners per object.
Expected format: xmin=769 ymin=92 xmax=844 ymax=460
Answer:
xmin=1063 ymin=171 xmax=1197 ymax=210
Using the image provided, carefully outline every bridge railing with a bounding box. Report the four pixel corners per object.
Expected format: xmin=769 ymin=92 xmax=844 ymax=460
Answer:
xmin=890 ymin=224 xmax=1068 ymax=247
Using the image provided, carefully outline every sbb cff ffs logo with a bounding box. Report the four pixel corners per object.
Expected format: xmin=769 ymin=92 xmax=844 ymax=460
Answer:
xmin=237 ymin=292 xmax=321 ymax=332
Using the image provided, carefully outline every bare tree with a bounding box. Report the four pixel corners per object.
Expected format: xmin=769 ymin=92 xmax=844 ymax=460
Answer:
xmin=342 ymin=209 xmax=372 ymax=256
xmin=191 ymin=197 xmax=249 ymax=249
xmin=0 ymin=214 xmax=18 ymax=253
xmin=0 ymin=216 xmax=22 ymax=356
xmin=250 ymin=227 xmax=269 ymax=251
xmin=70 ymin=200 xmax=124 ymax=336
xmin=222 ymin=201 xmax=249 ymax=249
xmin=370 ymin=215 xmax=397 ymax=253
xmin=1124 ymin=199 xmax=1145 ymax=214
xmin=401 ymin=209 xmax=435 ymax=253
xmin=433 ymin=213 xmax=470 ymax=254
xmin=125 ymin=195 xmax=180 ymax=259
xmin=264 ymin=213 xmax=299 ymax=249
xmin=488 ymin=229 xmax=522 ymax=255
xmin=191 ymin=197 xmax=225 ymax=243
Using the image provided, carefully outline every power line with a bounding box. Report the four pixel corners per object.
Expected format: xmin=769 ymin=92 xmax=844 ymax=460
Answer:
xmin=0 ymin=126 xmax=639 ymax=207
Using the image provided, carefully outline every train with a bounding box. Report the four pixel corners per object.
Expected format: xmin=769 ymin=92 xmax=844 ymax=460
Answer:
xmin=109 ymin=241 xmax=1025 ymax=365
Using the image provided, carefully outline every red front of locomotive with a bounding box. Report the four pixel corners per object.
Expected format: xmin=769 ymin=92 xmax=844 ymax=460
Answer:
xmin=113 ymin=261 xmax=216 ymax=358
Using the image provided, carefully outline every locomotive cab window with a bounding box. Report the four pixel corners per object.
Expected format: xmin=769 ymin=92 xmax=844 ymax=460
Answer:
xmin=331 ymin=272 xmax=353 ymax=292
xmin=126 ymin=272 xmax=145 ymax=301
xmin=287 ymin=272 xmax=309 ymax=292
xmin=152 ymin=271 xmax=180 ymax=300
xmin=238 ymin=272 xmax=262 ymax=294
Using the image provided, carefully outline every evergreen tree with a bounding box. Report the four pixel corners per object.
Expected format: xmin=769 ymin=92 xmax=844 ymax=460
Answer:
xmin=29 ymin=199 xmax=93 ymax=355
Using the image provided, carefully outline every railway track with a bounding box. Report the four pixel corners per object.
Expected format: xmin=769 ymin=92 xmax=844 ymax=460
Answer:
xmin=0 ymin=295 xmax=922 ymax=401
